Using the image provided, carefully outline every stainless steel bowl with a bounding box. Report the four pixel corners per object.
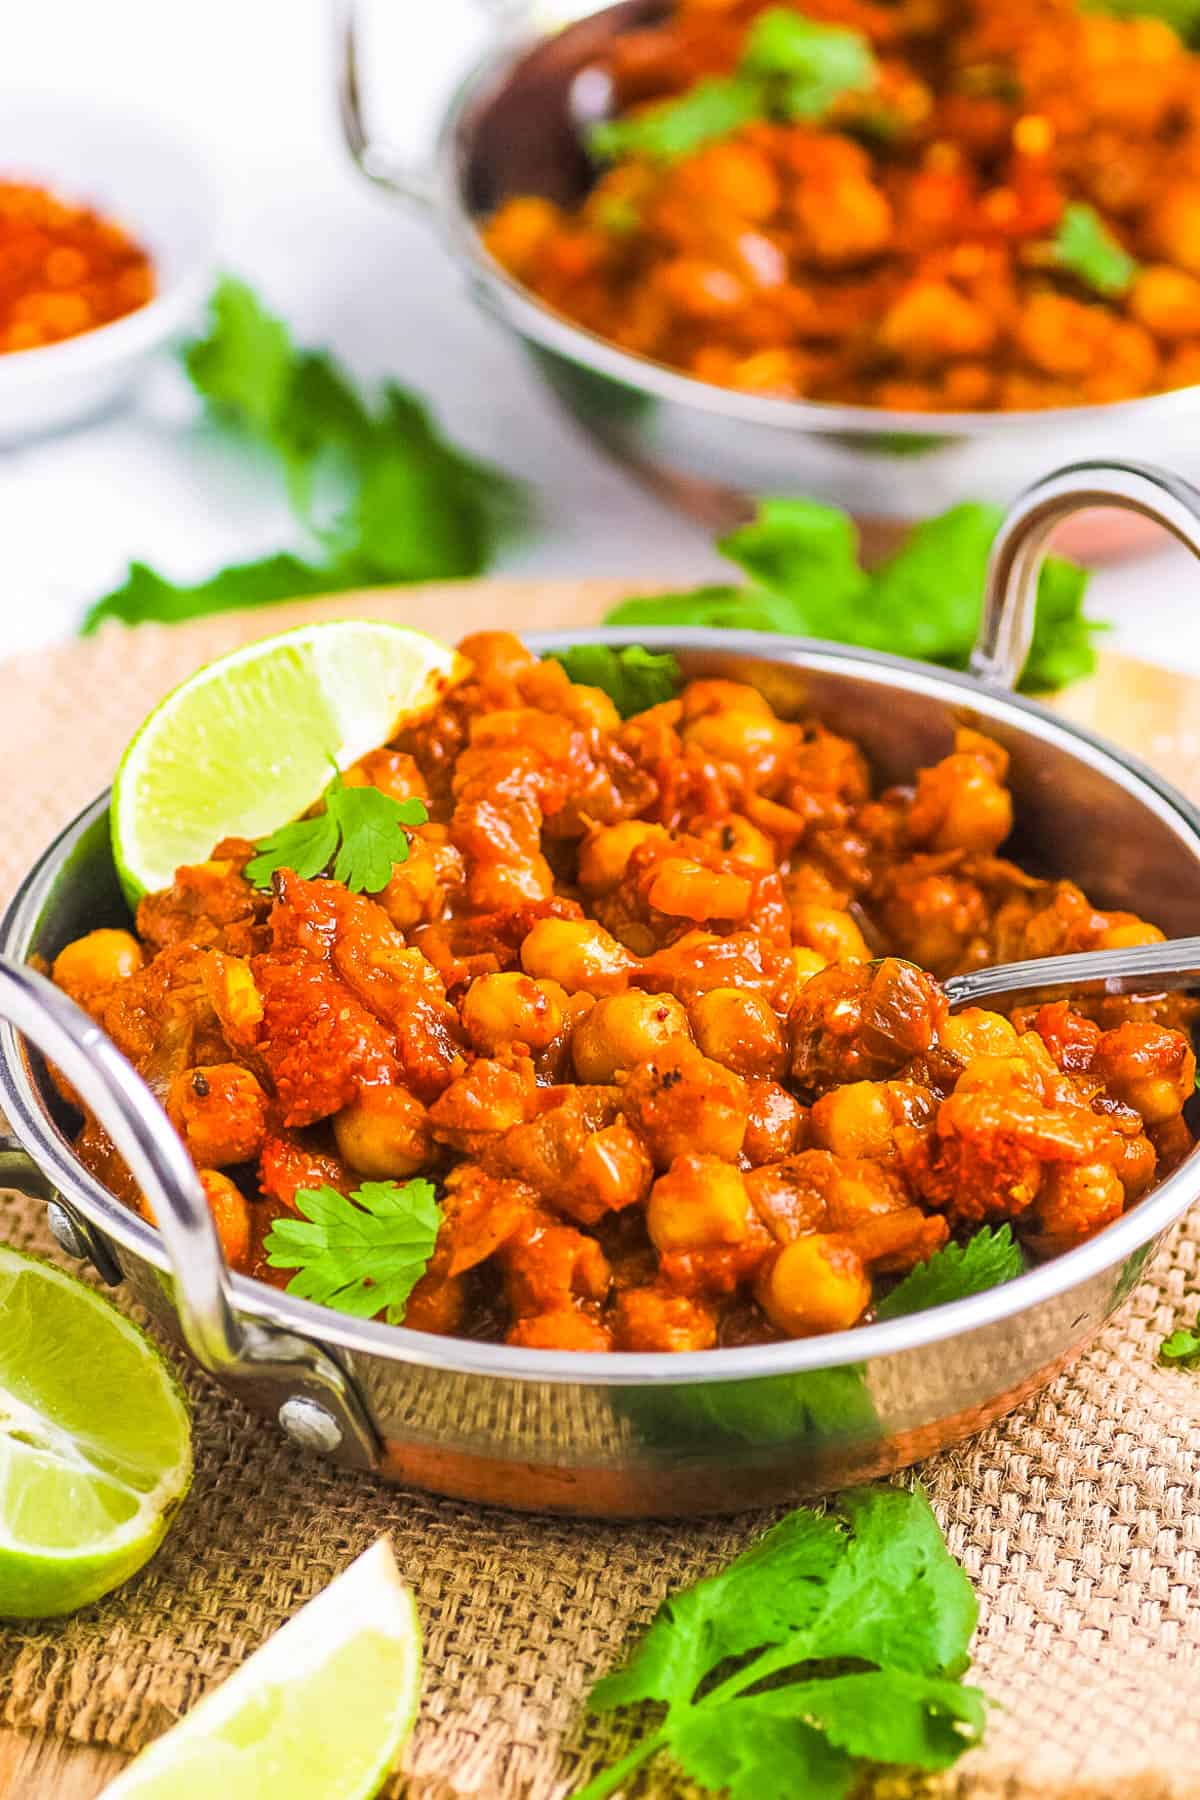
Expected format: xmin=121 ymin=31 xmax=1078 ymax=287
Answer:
xmin=336 ymin=0 xmax=1200 ymax=542
xmin=2 ymin=460 xmax=1200 ymax=1518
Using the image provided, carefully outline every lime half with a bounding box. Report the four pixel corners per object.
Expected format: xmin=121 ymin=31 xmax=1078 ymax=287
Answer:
xmin=0 ymin=1244 xmax=191 ymax=1618
xmin=111 ymin=620 xmax=465 ymax=905
xmin=104 ymin=1538 xmax=422 ymax=1800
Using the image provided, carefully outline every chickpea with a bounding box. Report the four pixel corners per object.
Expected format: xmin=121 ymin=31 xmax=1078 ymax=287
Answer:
xmin=647 ymin=1154 xmax=754 ymax=1253
xmin=953 ymin=1053 xmax=1042 ymax=1097
xmin=790 ymin=947 xmax=828 ymax=987
xmin=1130 ymin=266 xmax=1200 ymax=340
xmin=879 ymin=280 xmax=996 ymax=361
xmin=1094 ymin=917 xmax=1165 ymax=950
xmin=791 ymin=904 xmax=869 ymax=964
xmin=1033 ymin=1161 xmax=1125 ymax=1256
xmin=460 ymin=971 xmax=568 ymax=1054
xmin=167 ymin=1064 xmax=269 ymax=1168
xmin=689 ymin=987 xmax=786 ymax=1080
xmin=578 ymin=821 xmax=669 ymax=895
xmin=690 ymin=814 xmax=776 ymax=871
xmin=333 ymin=1085 xmax=433 ymax=1179
xmin=757 ymin=1235 xmax=870 ymax=1336
xmin=199 ymin=1170 xmax=251 ymax=1271
xmin=940 ymin=1009 xmax=1020 ymax=1064
xmin=682 ymin=709 xmax=795 ymax=778
xmin=744 ymin=1079 xmax=806 ymax=1164
xmin=809 ymin=1082 xmax=894 ymax=1159
xmin=52 ymin=929 xmax=143 ymax=1007
xmin=907 ymin=741 xmax=1012 ymax=856
xmin=571 ymin=991 xmax=691 ymax=1084
xmin=680 ymin=679 xmax=772 ymax=720
xmin=1114 ymin=1131 xmax=1157 ymax=1200
xmin=562 ymin=684 xmax=621 ymax=733
xmin=520 ymin=917 xmax=634 ymax=996
xmin=1093 ymin=1022 xmax=1196 ymax=1125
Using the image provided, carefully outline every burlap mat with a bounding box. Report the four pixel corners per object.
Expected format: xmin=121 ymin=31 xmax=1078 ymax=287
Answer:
xmin=2 ymin=582 xmax=1200 ymax=1798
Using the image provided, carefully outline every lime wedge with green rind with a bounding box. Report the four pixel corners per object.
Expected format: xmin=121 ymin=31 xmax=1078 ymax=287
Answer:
xmin=103 ymin=1538 xmax=421 ymax=1800
xmin=111 ymin=619 xmax=464 ymax=907
xmin=0 ymin=1244 xmax=191 ymax=1618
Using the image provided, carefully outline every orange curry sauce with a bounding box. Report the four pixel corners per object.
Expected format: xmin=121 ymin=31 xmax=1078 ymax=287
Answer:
xmin=51 ymin=634 xmax=1196 ymax=1352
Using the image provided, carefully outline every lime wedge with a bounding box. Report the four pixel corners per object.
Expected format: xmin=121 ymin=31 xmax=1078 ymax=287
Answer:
xmin=111 ymin=620 xmax=465 ymax=905
xmin=0 ymin=1244 xmax=191 ymax=1618
xmin=103 ymin=1538 xmax=421 ymax=1800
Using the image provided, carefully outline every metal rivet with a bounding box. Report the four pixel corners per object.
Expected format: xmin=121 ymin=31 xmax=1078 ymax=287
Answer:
xmin=46 ymin=1199 xmax=89 ymax=1261
xmin=278 ymin=1396 xmax=344 ymax=1455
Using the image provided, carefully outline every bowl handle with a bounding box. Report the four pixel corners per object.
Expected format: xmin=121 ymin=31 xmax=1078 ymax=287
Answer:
xmin=971 ymin=458 xmax=1200 ymax=691
xmin=334 ymin=0 xmax=560 ymax=206
xmin=0 ymin=957 xmax=379 ymax=1469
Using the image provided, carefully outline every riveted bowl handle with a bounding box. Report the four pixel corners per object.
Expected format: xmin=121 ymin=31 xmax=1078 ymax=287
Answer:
xmin=0 ymin=956 xmax=245 ymax=1369
xmin=0 ymin=956 xmax=380 ymax=1467
xmin=970 ymin=459 xmax=1200 ymax=692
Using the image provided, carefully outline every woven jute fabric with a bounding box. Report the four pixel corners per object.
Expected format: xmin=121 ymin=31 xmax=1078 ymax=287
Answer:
xmin=2 ymin=584 xmax=1200 ymax=1798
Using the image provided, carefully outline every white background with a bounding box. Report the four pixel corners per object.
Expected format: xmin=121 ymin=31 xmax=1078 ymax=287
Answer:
xmin=4 ymin=0 xmax=1200 ymax=667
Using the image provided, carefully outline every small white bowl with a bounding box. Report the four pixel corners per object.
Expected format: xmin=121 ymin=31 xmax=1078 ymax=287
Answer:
xmin=0 ymin=94 xmax=218 ymax=443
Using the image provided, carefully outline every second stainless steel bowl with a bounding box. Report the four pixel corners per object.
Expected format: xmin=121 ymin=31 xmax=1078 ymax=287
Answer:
xmin=337 ymin=0 xmax=1200 ymax=543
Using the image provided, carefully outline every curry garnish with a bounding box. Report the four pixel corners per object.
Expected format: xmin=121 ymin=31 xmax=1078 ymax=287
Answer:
xmin=263 ymin=1180 xmax=442 ymax=1325
xmin=244 ymin=773 xmax=429 ymax=896
xmin=578 ymin=1484 xmax=985 ymax=1800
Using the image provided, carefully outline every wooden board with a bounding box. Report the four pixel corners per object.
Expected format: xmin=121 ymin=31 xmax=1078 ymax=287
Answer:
xmin=5 ymin=579 xmax=1200 ymax=1798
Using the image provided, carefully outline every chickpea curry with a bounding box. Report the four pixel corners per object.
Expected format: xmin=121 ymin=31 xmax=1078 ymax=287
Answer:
xmin=51 ymin=633 xmax=1196 ymax=1353
xmin=484 ymin=0 xmax=1200 ymax=411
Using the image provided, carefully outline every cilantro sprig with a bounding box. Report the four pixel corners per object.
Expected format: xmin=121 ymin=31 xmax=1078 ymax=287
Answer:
xmin=263 ymin=1179 xmax=442 ymax=1324
xmin=1047 ymin=203 xmax=1140 ymax=299
xmin=245 ymin=771 xmax=428 ymax=895
xmin=877 ymin=1225 xmax=1025 ymax=1319
xmin=1161 ymin=1304 xmax=1200 ymax=1367
xmin=546 ymin=644 xmax=681 ymax=715
xmin=606 ymin=495 xmax=1102 ymax=693
xmin=579 ymin=1483 xmax=985 ymax=1800
xmin=590 ymin=6 xmax=876 ymax=163
xmin=82 ymin=279 xmax=528 ymax=633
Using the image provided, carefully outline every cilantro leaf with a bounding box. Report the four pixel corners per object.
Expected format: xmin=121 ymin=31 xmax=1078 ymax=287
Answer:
xmin=1083 ymin=0 xmax=1200 ymax=37
xmin=243 ymin=809 xmax=340 ymax=889
xmin=590 ymin=76 xmax=763 ymax=164
xmin=263 ymin=1179 xmax=441 ymax=1324
xmin=579 ymin=1484 xmax=984 ymax=1800
xmin=244 ymin=771 xmax=428 ymax=894
xmin=1050 ymin=203 xmax=1140 ymax=298
xmin=327 ymin=780 xmax=427 ymax=893
xmin=546 ymin=644 xmax=682 ymax=715
xmin=740 ymin=8 xmax=876 ymax=119
xmin=589 ymin=6 xmax=875 ymax=162
xmin=605 ymin=496 xmax=1102 ymax=693
xmin=82 ymin=278 xmax=529 ymax=633
xmin=877 ymin=1224 xmax=1025 ymax=1321
xmin=80 ymin=554 xmax=345 ymax=635
xmin=1161 ymin=1308 xmax=1200 ymax=1366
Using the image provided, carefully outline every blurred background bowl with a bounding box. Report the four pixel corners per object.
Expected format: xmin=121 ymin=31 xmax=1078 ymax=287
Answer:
xmin=340 ymin=0 xmax=1200 ymax=558
xmin=0 ymin=94 xmax=217 ymax=443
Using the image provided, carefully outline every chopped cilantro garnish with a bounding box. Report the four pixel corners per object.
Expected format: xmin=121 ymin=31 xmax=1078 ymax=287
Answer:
xmin=244 ymin=771 xmax=428 ymax=895
xmin=547 ymin=643 xmax=682 ymax=715
xmin=877 ymin=1225 xmax=1025 ymax=1320
xmin=263 ymin=1179 xmax=442 ymax=1324
xmin=1161 ymin=1306 xmax=1200 ymax=1367
xmin=590 ymin=6 xmax=876 ymax=162
xmin=1049 ymin=204 xmax=1140 ymax=299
